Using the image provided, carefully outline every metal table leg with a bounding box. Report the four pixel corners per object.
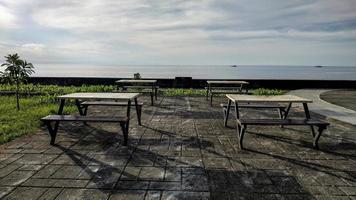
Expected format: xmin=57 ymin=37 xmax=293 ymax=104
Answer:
xmin=123 ymin=100 xmax=131 ymax=145
xmin=303 ymin=103 xmax=315 ymax=137
xmin=134 ymin=98 xmax=142 ymax=125
xmin=224 ymin=99 xmax=232 ymax=127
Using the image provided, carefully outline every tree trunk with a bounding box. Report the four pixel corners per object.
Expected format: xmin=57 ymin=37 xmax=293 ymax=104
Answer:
xmin=16 ymin=81 xmax=20 ymax=111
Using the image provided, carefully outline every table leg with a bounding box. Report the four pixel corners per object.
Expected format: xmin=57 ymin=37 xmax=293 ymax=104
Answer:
xmin=124 ymin=100 xmax=131 ymax=145
xmin=224 ymin=99 xmax=232 ymax=127
xmin=234 ymin=101 xmax=240 ymax=129
xmin=134 ymin=98 xmax=142 ymax=125
xmin=154 ymin=84 xmax=158 ymax=100
xmin=75 ymin=99 xmax=84 ymax=116
xmin=53 ymin=99 xmax=66 ymax=136
xmin=283 ymin=103 xmax=292 ymax=119
xmin=280 ymin=103 xmax=292 ymax=128
xmin=303 ymin=103 xmax=315 ymax=137
xmin=57 ymin=99 xmax=65 ymax=115
xmin=206 ymin=84 xmax=210 ymax=100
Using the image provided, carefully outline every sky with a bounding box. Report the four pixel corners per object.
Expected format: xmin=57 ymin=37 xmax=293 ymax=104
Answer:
xmin=1 ymin=0 xmax=356 ymax=66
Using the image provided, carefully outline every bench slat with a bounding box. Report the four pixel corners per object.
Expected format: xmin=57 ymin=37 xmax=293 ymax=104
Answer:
xmin=81 ymin=101 xmax=143 ymax=106
xmin=41 ymin=115 xmax=128 ymax=122
xmin=122 ymin=86 xmax=159 ymax=89
xmin=239 ymin=119 xmax=329 ymax=126
xmin=220 ymin=103 xmax=285 ymax=109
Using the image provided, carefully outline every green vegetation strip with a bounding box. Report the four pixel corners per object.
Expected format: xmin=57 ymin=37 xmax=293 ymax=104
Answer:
xmin=0 ymin=84 xmax=284 ymax=144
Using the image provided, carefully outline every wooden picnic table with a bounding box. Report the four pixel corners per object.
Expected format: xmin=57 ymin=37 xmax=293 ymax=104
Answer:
xmin=115 ymin=79 xmax=158 ymax=105
xmin=43 ymin=92 xmax=141 ymax=145
xmin=224 ymin=94 xmax=329 ymax=149
xmin=206 ymin=80 xmax=249 ymax=106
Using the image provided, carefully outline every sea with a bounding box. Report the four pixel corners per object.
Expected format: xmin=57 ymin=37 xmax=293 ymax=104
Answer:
xmin=31 ymin=64 xmax=356 ymax=80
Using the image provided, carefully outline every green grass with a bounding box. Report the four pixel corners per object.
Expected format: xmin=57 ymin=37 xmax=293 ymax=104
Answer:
xmin=161 ymin=88 xmax=207 ymax=96
xmin=252 ymin=88 xmax=285 ymax=96
xmin=0 ymin=84 xmax=285 ymax=144
xmin=0 ymin=96 xmax=76 ymax=144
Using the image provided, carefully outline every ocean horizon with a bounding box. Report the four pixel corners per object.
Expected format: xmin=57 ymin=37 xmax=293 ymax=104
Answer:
xmin=31 ymin=64 xmax=356 ymax=80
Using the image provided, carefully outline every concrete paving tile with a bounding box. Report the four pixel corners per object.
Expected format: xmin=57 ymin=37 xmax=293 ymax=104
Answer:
xmin=0 ymin=186 xmax=14 ymax=199
xmin=139 ymin=167 xmax=165 ymax=181
xmin=33 ymin=165 xmax=62 ymax=178
xmin=38 ymin=188 xmax=63 ymax=200
xmin=56 ymin=189 xmax=109 ymax=200
xmin=22 ymin=178 xmax=56 ymax=187
xmin=52 ymin=179 xmax=90 ymax=188
xmin=0 ymin=170 xmax=35 ymax=186
xmin=13 ymin=154 xmax=57 ymax=165
xmin=50 ymin=165 xmax=84 ymax=179
xmin=0 ymin=164 xmax=21 ymax=178
xmin=18 ymin=164 xmax=44 ymax=171
xmin=116 ymin=181 xmax=149 ymax=190
xmin=2 ymin=187 xmax=47 ymax=200
xmin=109 ymin=190 xmax=146 ymax=200
xmin=145 ymin=190 xmax=161 ymax=200
xmin=161 ymin=191 xmax=210 ymax=200
xmin=339 ymin=186 xmax=356 ymax=196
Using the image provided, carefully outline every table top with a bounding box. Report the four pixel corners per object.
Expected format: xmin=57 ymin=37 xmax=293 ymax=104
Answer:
xmin=207 ymin=80 xmax=249 ymax=84
xmin=116 ymin=79 xmax=157 ymax=83
xmin=226 ymin=94 xmax=312 ymax=103
xmin=58 ymin=93 xmax=140 ymax=100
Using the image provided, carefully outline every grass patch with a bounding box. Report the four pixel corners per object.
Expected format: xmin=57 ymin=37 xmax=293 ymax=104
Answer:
xmin=252 ymin=88 xmax=285 ymax=96
xmin=161 ymin=88 xmax=206 ymax=96
xmin=0 ymin=96 xmax=76 ymax=144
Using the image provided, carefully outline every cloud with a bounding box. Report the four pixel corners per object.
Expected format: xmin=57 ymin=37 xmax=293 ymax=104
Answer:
xmin=0 ymin=0 xmax=356 ymax=65
xmin=0 ymin=4 xmax=17 ymax=29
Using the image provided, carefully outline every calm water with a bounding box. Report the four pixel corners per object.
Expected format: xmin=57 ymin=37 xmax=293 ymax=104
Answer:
xmin=32 ymin=64 xmax=356 ymax=80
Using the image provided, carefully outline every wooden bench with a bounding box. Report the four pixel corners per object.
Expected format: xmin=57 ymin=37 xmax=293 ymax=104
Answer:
xmin=80 ymin=101 xmax=143 ymax=125
xmin=120 ymin=86 xmax=159 ymax=105
xmin=220 ymin=103 xmax=288 ymax=125
xmin=41 ymin=115 xmax=129 ymax=145
xmin=208 ymin=88 xmax=250 ymax=106
xmin=236 ymin=118 xmax=329 ymax=149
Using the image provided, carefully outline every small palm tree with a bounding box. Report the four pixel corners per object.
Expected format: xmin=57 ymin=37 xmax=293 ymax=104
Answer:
xmin=1 ymin=54 xmax=35 ymax=110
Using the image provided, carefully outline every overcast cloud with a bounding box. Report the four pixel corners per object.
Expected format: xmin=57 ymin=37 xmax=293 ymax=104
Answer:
xmin=1 ymin=0 xmax=356 ymax=65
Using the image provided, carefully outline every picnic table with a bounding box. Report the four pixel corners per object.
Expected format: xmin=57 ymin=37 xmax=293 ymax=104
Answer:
xmin=206 ymin=80 xmax=249 ymax=106
xmin=116 ymin=79 xmax=158 ymax=105
xmin=41 ymin=92 xmax=141 ymax=145
xmin=224 ymin=94 xmax=329 ymax=149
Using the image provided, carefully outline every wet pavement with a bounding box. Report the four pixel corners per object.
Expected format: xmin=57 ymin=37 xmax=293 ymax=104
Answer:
xmin=0 ymin=96 xmax=356 ymax=200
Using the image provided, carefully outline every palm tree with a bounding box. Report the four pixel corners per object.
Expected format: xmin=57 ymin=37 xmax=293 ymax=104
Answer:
xmin=1 ymin=54 xmax=35 ymax=110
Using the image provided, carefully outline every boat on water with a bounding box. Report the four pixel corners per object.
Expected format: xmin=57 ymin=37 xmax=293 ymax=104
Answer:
xmin=231 ymin=65 xmax=238 ymax=67
xmin=315 ymin=65 xmax=323 ymax=68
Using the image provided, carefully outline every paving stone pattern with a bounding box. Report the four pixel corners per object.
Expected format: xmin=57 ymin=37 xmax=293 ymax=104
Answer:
xmin=1 ymin=96 xmax=356 ymax=200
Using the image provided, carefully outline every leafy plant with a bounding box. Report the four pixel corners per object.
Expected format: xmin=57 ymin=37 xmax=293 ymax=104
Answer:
xmin=1 ymin=54 xmax=35 ymax=110
xmin=252 ymin=88 xmax=285 ymax=96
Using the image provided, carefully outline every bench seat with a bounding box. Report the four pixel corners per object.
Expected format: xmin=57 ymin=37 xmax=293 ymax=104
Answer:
xmin=122 ymin=86 xmax=159 ymax=89
xmin=220 ymin=103 xmax=285 ymax=109
xmin=236 ymin=118 xmax=329 ymax=150
xmin=80 ymin=101 xmax=142 ymax=125
xmin=119 ymin=87 xmax=157 ymax=105
xmin=238 ymin=118 xmax=329 ymax=126
xmin=41 ymin=115 xmax=128 ymax=122
xmin=81 ymin=101 xmax=143 ymax=106
xmin=41 ymin=115 xmax=129 ymax=145
xmin=221 ymin=103 xmax=287 ymax=127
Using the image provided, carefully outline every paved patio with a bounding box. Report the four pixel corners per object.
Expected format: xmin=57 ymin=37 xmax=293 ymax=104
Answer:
xmin=1 ymin=96 xmax=356 ymax=200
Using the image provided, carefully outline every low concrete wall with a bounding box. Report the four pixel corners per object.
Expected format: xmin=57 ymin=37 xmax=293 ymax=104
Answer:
xmin=28 ymin=77 xmax=356 ymax=89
